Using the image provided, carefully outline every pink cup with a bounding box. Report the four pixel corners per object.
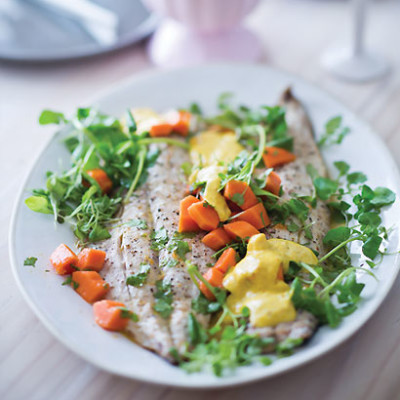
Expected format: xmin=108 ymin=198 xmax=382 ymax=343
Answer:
xmin=142 ymin=0 xmax=261 ymax=67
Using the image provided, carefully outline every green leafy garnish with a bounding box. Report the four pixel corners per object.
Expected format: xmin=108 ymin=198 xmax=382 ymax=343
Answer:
xmin=25 ymin=196 xmax=53 ymax=214
xmin=230 ymin=193 xmax=245 ymax=206
xmin=24 ymin=257 xmax=37 ymax=267
xmin=124 ymin=218 xmax=148 ymax=230
xmin=39 ymin=110 xmax=66 ymax=125
xmin=188 ymin=102 xmax=203 ymax=116
xmin=161 ymin=258 xmax=179 ymax=268
xmin=180 ymin=318 xmax=275 ymax=376
xmin=188 ymin=313 xmax=208 ymax=346
xmin=347 ymin=172 xmax=367 ymax=186
xmin=167 ymin=232 xmax=191 ymax=260
xmin=153 ymin=280 xmax=174 ymax=318
xmin=370 ymin=187 xmax=396 ymax=207
xmin=191 ymin=293 xmax=222 ymax=314
xmin=318 ymin=116 xmax=350 ymax=147
xmin=313 ymin=177 xmax=338 ymax=200
xmin=27 ymin=107 xmax=190 ymax=244
xmin=62 ymin=276 xmax=79 ymax=290
xmin=118 ymin=307 xmax=139 ymax=322
xmin=150 ymin=227 xmax=169 ymax=251
xmin=276 ymin=338 xmax=303 ymax=357
xmin=126 ymin=264 xmax=151 ymax=287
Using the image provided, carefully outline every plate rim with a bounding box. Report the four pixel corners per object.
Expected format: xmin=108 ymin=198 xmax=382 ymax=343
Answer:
xmin=9 ymin=63 xmax=400 ymax=389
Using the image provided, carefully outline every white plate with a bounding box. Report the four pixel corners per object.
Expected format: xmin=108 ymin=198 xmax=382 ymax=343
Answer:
xmin=9 ymin=64 xmax=400 ymax=388
xmin=0 ymin=0 xmax=157 ymax=61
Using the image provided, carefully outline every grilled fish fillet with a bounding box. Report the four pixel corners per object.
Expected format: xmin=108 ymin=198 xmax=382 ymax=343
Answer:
xmin=247 ymin=89 xmax=330 ymax=341
xmin=146 ymin=143 xmax=214 ymax=354
xmin=262 ymin=88 xmax=331 ymax=255
xmin=98 ymin=187 xmax=173 ymax=359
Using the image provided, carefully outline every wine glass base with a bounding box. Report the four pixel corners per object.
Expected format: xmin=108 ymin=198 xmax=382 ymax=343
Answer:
xmin=147 ymin=19 xmax=262 ymax=68
xmin=321 ymin=47 xmax=389 ymax=83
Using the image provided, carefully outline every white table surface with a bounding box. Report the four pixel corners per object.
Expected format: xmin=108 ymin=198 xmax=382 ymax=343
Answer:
xmin=1 ymin=1 xmax=400 ymax=399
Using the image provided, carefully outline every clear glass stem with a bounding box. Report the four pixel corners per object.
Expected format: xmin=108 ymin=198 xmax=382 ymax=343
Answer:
xmin=353 ymin=0 xmax=369 ymax=57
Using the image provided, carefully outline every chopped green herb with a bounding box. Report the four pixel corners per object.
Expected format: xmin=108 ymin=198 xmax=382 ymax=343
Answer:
xmin=124 ymin=218 xmax=148 ymax=230
xmin=24 ymin=257 xmax=37 ymax=267
xmin=231 ymin=192 xmax=245 ymax=206
xmin=126 ymin=264 xmax=151 ymax=287
xmin=192 ymin=293 xmax=222 ymax=314
xmin=150 ymin=227 xmax=169 ymax=251
xmin=167 ymin=233 xmax=191 ymax=260
xmin=62 ymin=276 xmax=72 ymax=286
xmin=62 ymin=276 xmax=79 ymax=290
xmin=153 ymin=280 xmax=174 ymax=318
xmin=118 ymin=307 xmax=139 ymax=322
xmin=287 ymin=222 xmax=301 ymax=232
xmin=161 ymin=258 xmax=179 ymax=268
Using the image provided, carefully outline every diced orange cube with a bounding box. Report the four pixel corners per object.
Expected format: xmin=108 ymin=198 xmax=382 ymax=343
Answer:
xmin=199 ymin=268 xmax=224 ymax=301
xmin=150 ymin=123 xmax=173 ymax=137
xmin=72 ymin=271 xmax=109 ymax=303
xmin=49 ymin=244 xmax=77 ymax=275
xmin=187 ymin=200 xmax=220 ymax=231
xmin=93 ymin=300 xmax=128 ymax=331
xmin=264 ymin=171 xmax=281 ymax=196
xmin=223 ymin=180 xmax=259 ymax=210
xmin=76 ymin=248 xmax=106 ymax=271
xmin=236 ymin=202 xmax=270 ymax=229
xmin=223 ymin=221 xmax=259 ymax=240
xmin=86 ymin=169 xmax=113 ymax=193
xmin=171 ymin=110 xmax=191 ymax=136
xmin=201 ymin=228 xmax=231 ymax=251
xmin=178 ymin=195 xmax=200 ymax=232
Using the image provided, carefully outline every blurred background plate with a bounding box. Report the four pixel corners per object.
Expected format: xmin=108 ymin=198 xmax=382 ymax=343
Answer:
xmin=0 ymin=0 xmax=157 ymax=62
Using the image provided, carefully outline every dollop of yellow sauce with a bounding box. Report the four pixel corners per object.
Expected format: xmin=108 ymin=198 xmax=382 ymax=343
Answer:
xmin=190 ymin=131 xmax=244 ymax=166
xmin=194 ymin=166 xmax=231 ymax=221
xmin=223 ymin=234 xmax=318 ymax=327
xmin=189 ymin=130 xmax=244 ymax=221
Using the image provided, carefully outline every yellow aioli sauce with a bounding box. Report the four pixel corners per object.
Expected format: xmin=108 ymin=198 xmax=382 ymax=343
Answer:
xmin=223 ymin=234 xmax=318 ymax=327
xmin=189 ymin=131 xmax=244 ymax=221
xmin=190 ymin=130 xmax=244 ymax=166
xmin=194 ymin=166 xmax=231 ymax=221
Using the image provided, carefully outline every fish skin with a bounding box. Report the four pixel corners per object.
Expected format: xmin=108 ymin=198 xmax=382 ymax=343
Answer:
xmin=146 ymin=143 xmax=214 ymax=354
xmin=97 ymin=187 xmax=173 ymax=359
xmin=262 ymin=88 xmax=331 ymax=255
